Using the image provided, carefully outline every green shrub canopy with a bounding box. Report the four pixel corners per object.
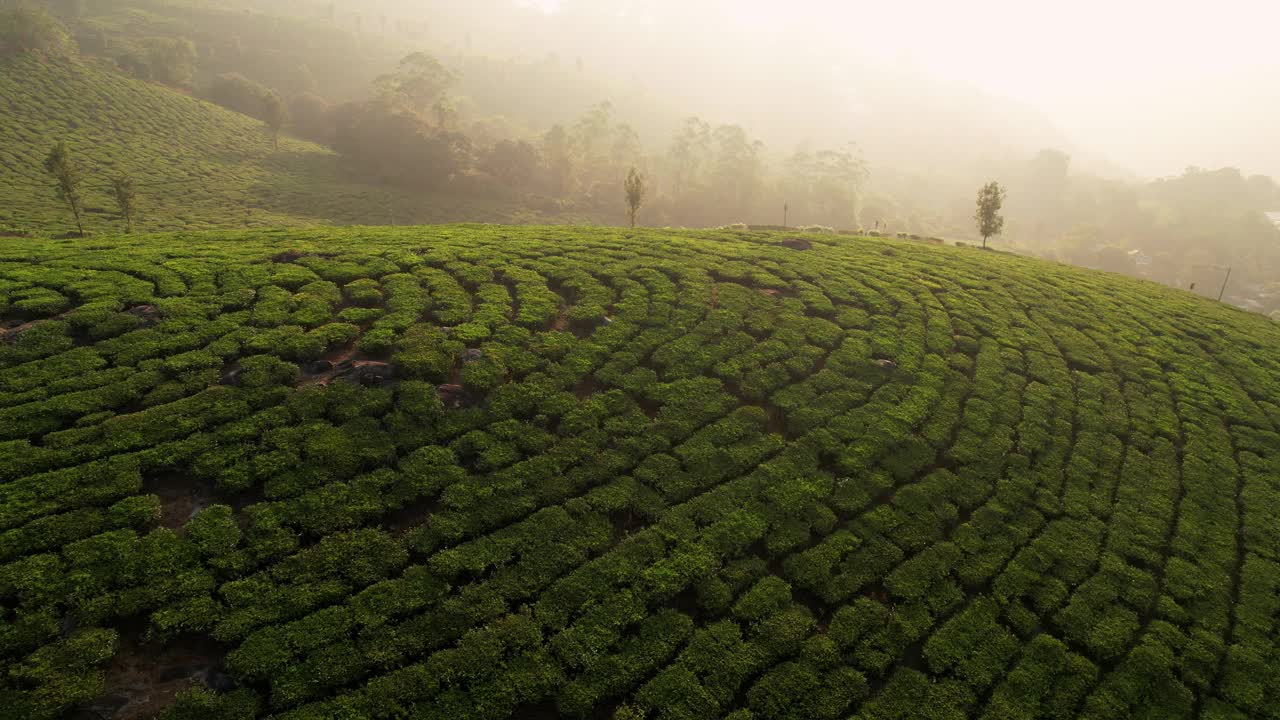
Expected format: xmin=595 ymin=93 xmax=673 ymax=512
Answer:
xmin=1 ymin=225 xmax=1279 ymax=720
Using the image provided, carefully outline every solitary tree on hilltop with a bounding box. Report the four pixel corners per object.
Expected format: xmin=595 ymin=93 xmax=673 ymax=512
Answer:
xmin=111 ymin=174 xmax=137 ymax=233
xmin=624 ymin=167 xmax=647 ymax=228
xmin=44 ymin=141 xmax=85 ymax=237
xmin=975 ymin=181 xmax=1007 ymax=249
xmin=263 ymin=91 xmax=287 ymax=150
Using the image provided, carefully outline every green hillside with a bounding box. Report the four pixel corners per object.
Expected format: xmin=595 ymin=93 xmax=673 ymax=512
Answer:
xmin=2 ymin=227 xmax=1279 ymax=720
xmin=0 ymin=55 xmax=559 ymax=237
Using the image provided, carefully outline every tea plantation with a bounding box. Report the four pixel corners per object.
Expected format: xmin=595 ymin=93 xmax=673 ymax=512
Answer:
xmin=1 ymin=226 xmax=1279 ymax=720
xmin=0 ymin=56 xmax=559 ymax=238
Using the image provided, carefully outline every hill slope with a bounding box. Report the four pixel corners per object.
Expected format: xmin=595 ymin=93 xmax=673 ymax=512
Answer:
xmin=0 ymin=55 xmax=557 ymax=236
xmin=1 ymin=227 xmax=1279 ymax=719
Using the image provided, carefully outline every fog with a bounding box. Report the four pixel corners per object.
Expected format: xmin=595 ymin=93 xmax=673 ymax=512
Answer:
xmin=246 ymin=0 xmax=1275 ymax=300
xmin=447 ymin=0 xmax=1279 ymax=181
xmin=35 ymin=0 xmax=1276 ymax=302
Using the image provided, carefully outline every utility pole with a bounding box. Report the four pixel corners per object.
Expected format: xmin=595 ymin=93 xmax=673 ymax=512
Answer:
xmin=1191 ymin=264 xmax=1233 ymax=303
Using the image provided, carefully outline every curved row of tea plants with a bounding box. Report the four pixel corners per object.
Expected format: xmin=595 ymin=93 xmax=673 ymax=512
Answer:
xmin=1 ymin=226 xmax=1279 ymax=720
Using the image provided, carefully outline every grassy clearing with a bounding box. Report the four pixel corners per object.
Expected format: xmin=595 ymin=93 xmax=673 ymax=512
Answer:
xmin=1 ymin=226 xmax=1279 ymax=719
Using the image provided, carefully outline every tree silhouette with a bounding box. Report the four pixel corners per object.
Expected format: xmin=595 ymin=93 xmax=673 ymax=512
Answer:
xmin=624 ymin=167 xmax=647 ymax=228
xmin=975 ymin=181 xmax=1007 ymax=249
xmin=263 ymin=92 xmax=287 ymax=150
xmin=111 ymin=175 xmax=137 ymax=233
xmin=376 ymin=52 xmax=457 ymax=116
xmin=44 ymin=141 xmax=85 ymax=237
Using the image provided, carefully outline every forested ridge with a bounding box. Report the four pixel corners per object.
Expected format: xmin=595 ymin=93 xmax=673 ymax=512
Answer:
xmin=1 ymin=227 xmax=1278 ymax=719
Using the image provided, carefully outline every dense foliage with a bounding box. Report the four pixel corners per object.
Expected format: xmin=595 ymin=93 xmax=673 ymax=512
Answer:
xmin=1 ymin=226 xmax=1278 ymax=719
xmin=0 ymin=6 xmax=78 ymax=57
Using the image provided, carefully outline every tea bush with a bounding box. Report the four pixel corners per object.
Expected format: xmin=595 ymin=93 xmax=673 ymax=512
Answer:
xmin=1 ymin=225 xmax=1278 ymax=719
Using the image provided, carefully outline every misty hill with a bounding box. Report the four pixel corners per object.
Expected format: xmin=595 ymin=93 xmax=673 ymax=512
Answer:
xmin=2 ymin=225 xmax=1278 ymax=719
xmin=22 ymin=1 xmax=1277 ymax=310
xmin=0 ymin=54 xmax=565 ymax=236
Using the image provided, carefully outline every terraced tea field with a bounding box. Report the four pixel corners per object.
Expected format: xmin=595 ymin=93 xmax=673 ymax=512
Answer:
xmin=0 ymin=56 xmax=565 ymax=237
xmin=2 ymin=226 xmax=1279 ymax=720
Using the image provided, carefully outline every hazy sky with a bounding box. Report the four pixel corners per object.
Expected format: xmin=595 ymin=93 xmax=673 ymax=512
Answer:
xmin=523 ymin=0 xmax=1280 ymax=180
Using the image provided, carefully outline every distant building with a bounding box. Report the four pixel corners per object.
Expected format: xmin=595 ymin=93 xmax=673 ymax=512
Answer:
xmin=1127 ymin=248 xmax=1152 ymax=268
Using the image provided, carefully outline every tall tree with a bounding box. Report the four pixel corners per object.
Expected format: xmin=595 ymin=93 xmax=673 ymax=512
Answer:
xmin=44 ymin=141 xmax=85 ymax=237
xmin=263 ymin=91 xmax=287 ymax=150
xmin=611 ymin=124 xmax=642 ymax=177
xmin=482 ymin=140 xmax=539 ymax=187
xmin=540 ymin=125 xmax=573 ymax=197
xmin=111 ymin=174 xmax=137 ymax=233
xmin=975 ymin=181 xmax=1007 ymax=249
xmin=289 ymin=92 xmax=333 ymax=145
xmin=1022 ymin=149 xmax=1071 ymax=249
xmin=377 ymin=52 xmax=457 ymax=117
xmin=712 ymin=125 xmax=765 ymax=219
xmin=143 ymin=37 xmax=197 ymax=86
xmin=624 ymin=167 xmax=647 ymax=228
xmin=666 ymin=117 xmax=711 ymax=198
xmin=571 ymin=102 xmax=613 ymax=189
xmin=784 ymin=145 xmax=868 ymax=229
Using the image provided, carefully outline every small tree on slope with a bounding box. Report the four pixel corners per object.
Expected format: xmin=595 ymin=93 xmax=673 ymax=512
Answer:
xmin=263 ymin=91 xmax=287 ymax=150
xmin=44 ymin=141 xmax=85 ymax=237
xmin=111 ymin=175 xmax=137 ymax=233
xmin=625 ymin=167 xmax=647 ymax=228
xmin=975 ymin=181 xmax=1007 ymax=249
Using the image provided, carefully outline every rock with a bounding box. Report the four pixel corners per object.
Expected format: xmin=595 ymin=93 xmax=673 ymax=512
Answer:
xmin=579 ymin=315 xmax=613 ymax=332
xmin=218 ymin=368 xmax=241 ymax=386
xmin=437 ymin=383 xmax=472 ymax=409
xmin=159 ymin=663 xmax=199 ymax=682
xmin=348 ymin=361 xmax=394 ymax=387
xmin=780 ymin=238 xmax=812 ymax=250
xmin=203 ymin=669 xmax=238 ymax=692
xmin=76 ymin=694 xmax=131 ymax=719
xmin=271 ymin=250 xmax=305 ymax=263
xmin=463 ymin=348 xmax=484 ymax=363
xmin=356 ymin=370 xmax=389 ymax=387
xmin=874 ymin=359 xmax=898 ymax=370
xmin=125 ymin=305 xmax=161 ymax=328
